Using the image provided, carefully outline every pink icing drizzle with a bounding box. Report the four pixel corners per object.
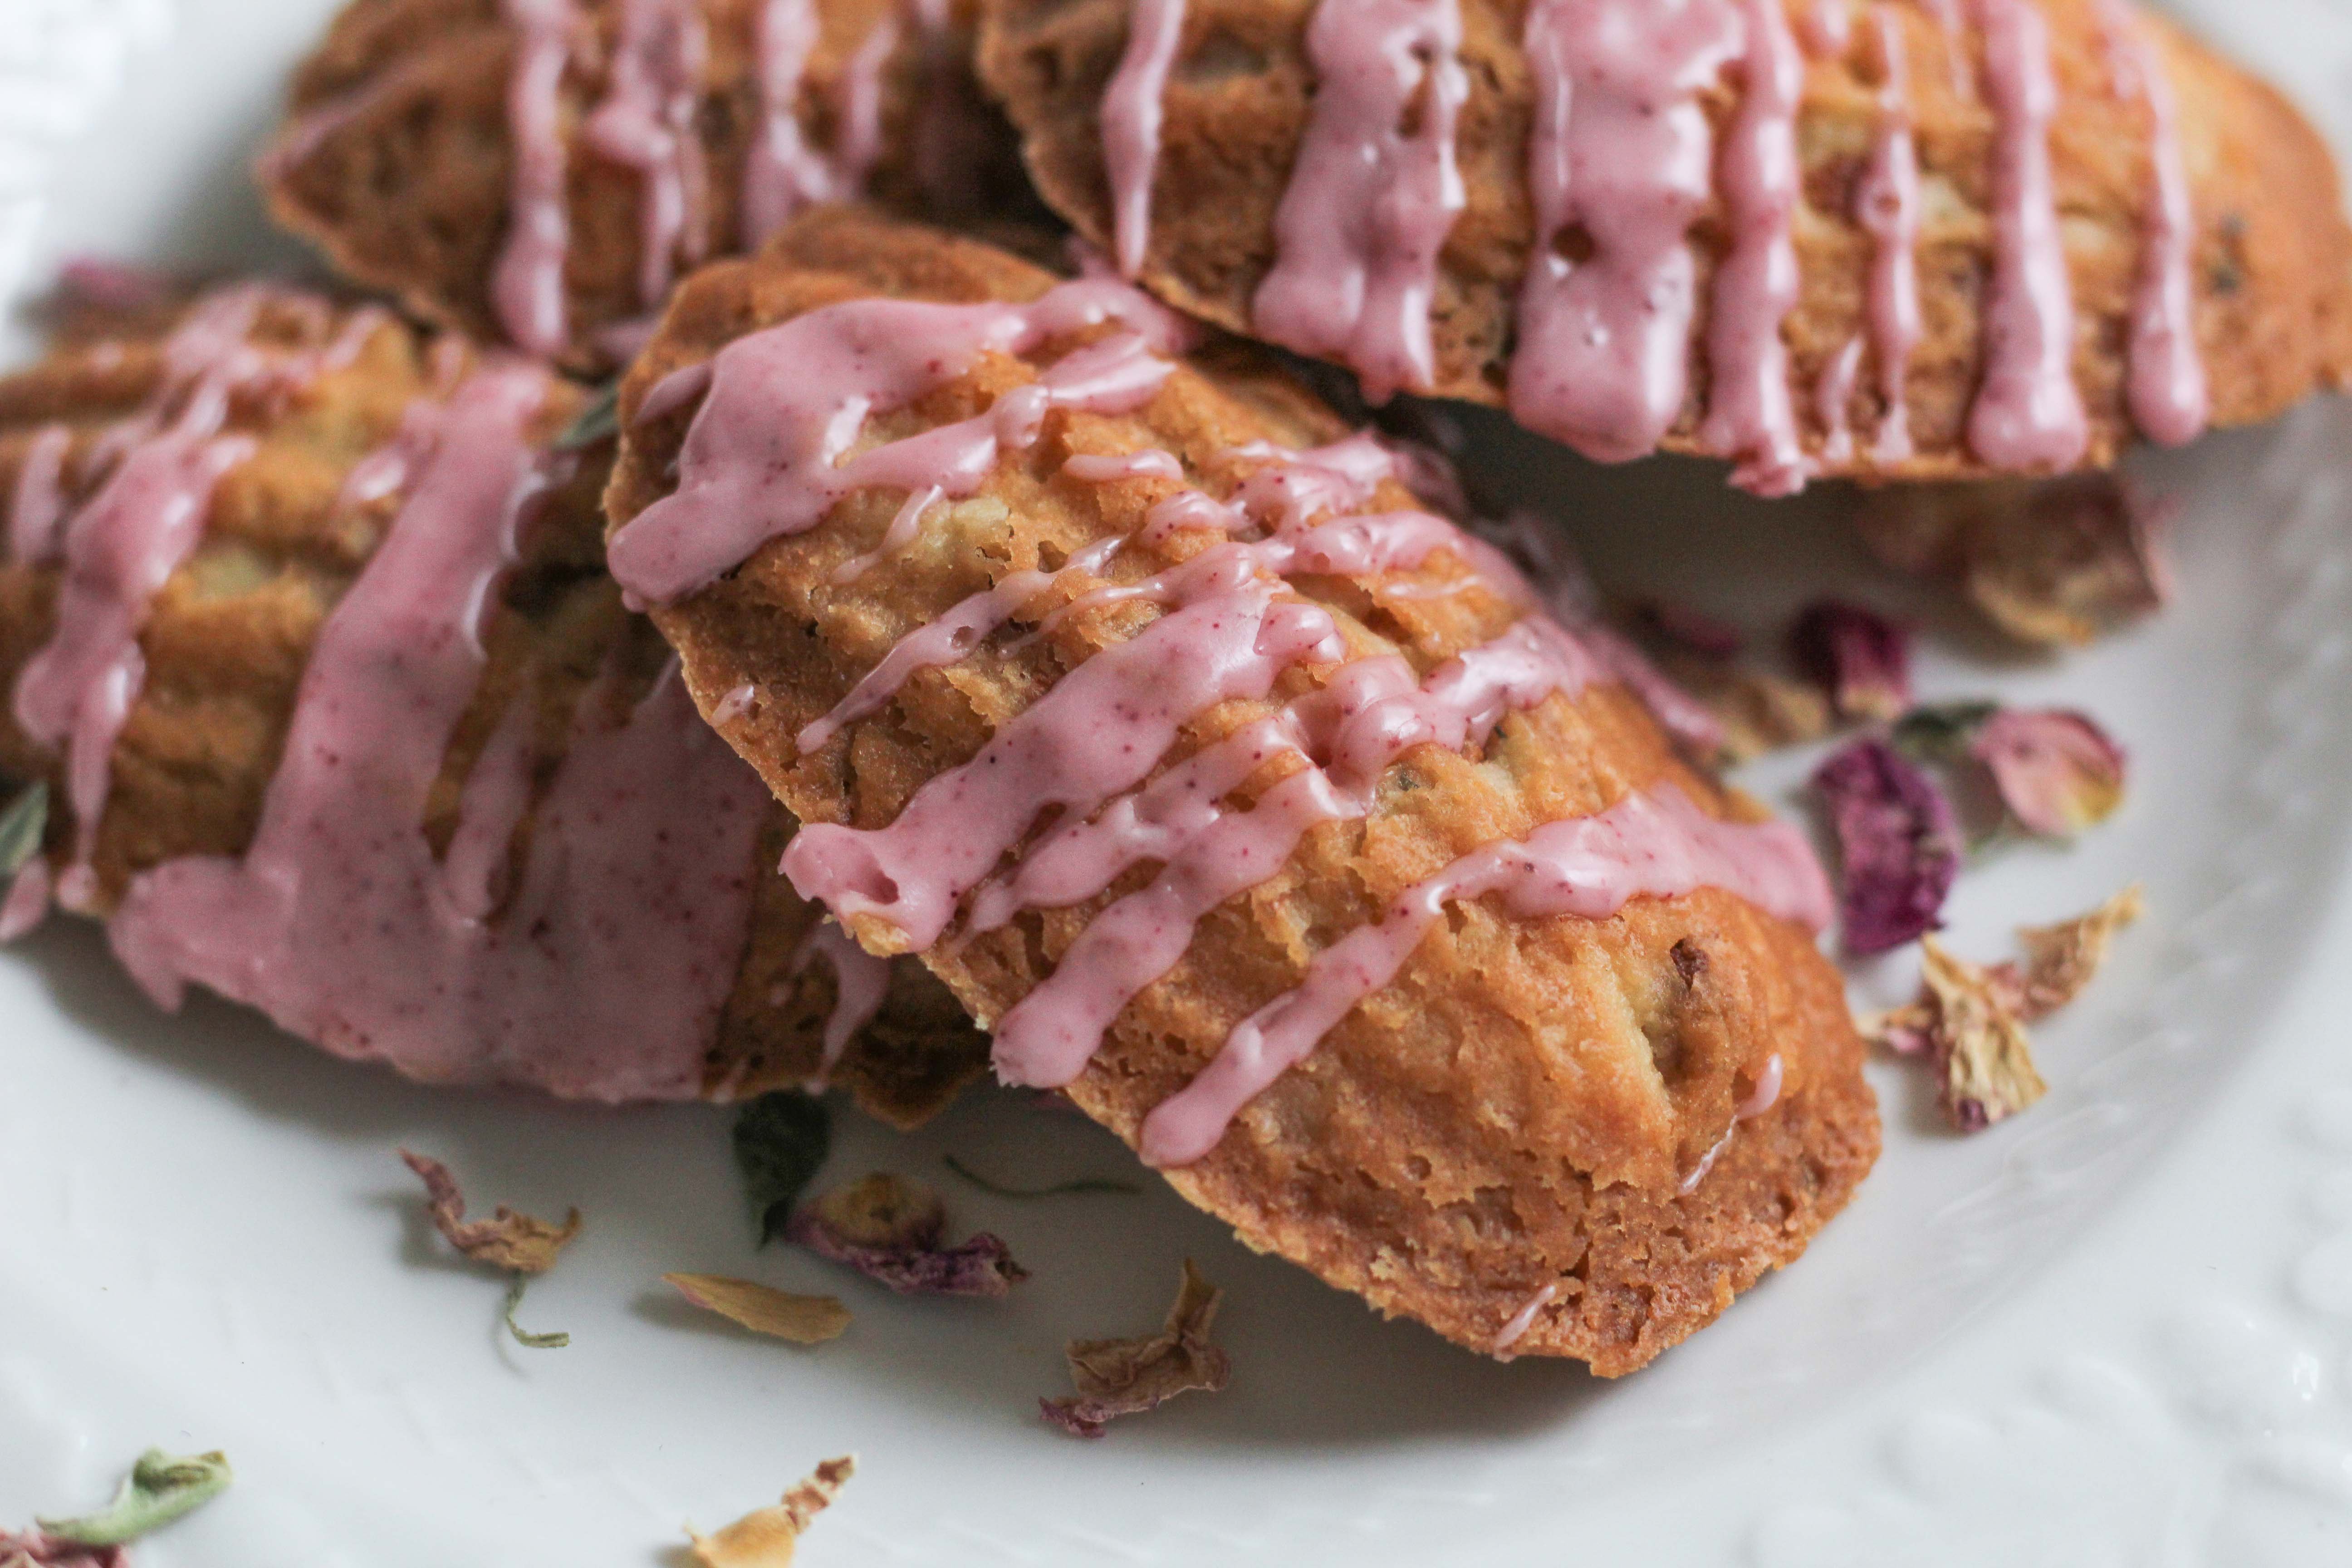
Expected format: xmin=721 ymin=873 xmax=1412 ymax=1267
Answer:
xmin=792 ymin=918 xmax=891 ymax=1090
xmin=1677 ymin=1049 xmax=1782 ymax=1192
xmin=1801 ymin=0 xmax=1852 ymax=57
xmin=1855 ymin=5 xmax=1921 ymax=464
xmin=1250 ymin=0 xmax=1468 ymax=403
xmin=1814 ymin=335 xmax=1862 ymax=466
xmin=783 ymin=560 xmax=1344 ymax=951
xmin=741 ymin=0 xmax=900 ymax=246
xmin=1699 ymin=0 xmax=1809 ymax=496
xmin=1509 ymin=0 xmax=1744 ymax=461
xmin=607 ymin=279 xmax=1187 ymax=604
xmin=584 ymin=0 xmax=710 ymax=310
xmin=108 ymin=364 xmax=769 ymax=1098
xmin=1101 ymin=0 xmax=1189 ymax=278
xmin=11 ymin=289 xmax=275 ymax=906
xmin=987 ymin=618 xmax=1600 ymax=1089
xmin=9 ymin=425 xmax=71 ymax=564
xmin=2098 ymin=0 xmax=2207 ymax=446
xmin=1137 ymin=786 xmax=1830 ymax=1166
xmin=1965 ymin=0 xmax=2088 ymax=470
xmin=1491 ymin=1283 xmax=1557 ymax=1356
xmin=492 ymin=0 xmax=578 ymax=358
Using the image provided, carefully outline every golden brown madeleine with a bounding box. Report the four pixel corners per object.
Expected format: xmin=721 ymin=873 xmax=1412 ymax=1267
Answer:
xmin=0 ymin=284 xmax=984 ymax=1125
xmin=607 ymin=210 xmax=1878 ymax=1371
xmin=978 ymin=0 xmax=2352 ymax=484
xmin=258 ymin=0 xmax=1040 ymax=368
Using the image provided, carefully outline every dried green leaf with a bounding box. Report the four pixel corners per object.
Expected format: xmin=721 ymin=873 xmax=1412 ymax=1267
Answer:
xmin=734 ymin=1092 xmax=831 ymax=1246
xmin=553 ymin=379 xmax=619 ymax=451
xmin=399 ymin=1149 xmax=580 ymax=1274
xmin=503 ymin=1275 xmax=570 ymax=1349
xmin=664 ymin=1274 xmax=850 ymax=1344
xmin=685 ymin=1455 xmax=854 ymax=1568
xmin=941 ymin=1154 xmax=1140 ymax=1199
xmin=36 ymin=1450 xmax=231 ymax=1547
xmin=1040 ymin=1260 xmax=1230 ymax=1439
xmin=1890 ymin=701 xmax=2000 ymax=764
xmin=0 ymin=780 xmax=48 ymax=878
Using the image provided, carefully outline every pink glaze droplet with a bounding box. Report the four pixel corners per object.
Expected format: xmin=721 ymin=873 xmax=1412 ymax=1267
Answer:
xmin=1101 ymin=0 xmax=1189 ymax=278
xmin=1965 ymin=0 xmax=2088 ymax=470
xmin=492 ymin=0 xmax=578 ymax=358
xmin=1509 ymin=0 xmax=1744 ymax=461
xmin=1250 ymin=0 xmax=1468 ymax=404
xmin=1856 ymin=5 xmax=1922 ymax=464
xmin=791 ymin=919 xmax=891 ymax=1090
xmin=1700 ymin=0 xmax=1809 ymax=496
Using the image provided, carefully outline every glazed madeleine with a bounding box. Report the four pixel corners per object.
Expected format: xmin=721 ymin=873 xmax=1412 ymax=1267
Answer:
xmin=259 ymin=0 xmax=1039 ymax=367
xmin=0 ymin=281 xmax=985 ymax=1124
xmin=605 ymin=209 xmax=1879 ymax=1372
xmin=977 ymin=0 xmax=2352 ymax=487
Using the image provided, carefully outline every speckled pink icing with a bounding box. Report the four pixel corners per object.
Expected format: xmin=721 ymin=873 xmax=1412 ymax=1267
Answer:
xmin=107 ymin=363 xmax=769 ymax=1099
xmin=791 ymin=918 xmax=891 ymax=1090
xmin=742 ymin=0 xmax=904 ymax=245
xmin=1250 ymin=0 xmax=1469 ymax=403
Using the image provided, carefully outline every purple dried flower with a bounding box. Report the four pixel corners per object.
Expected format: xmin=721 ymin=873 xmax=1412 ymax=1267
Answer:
xmin=784 ymin=1173 xmax=1027 ymax=1297
xmin=1969 ymin=708 xmax=2127 ymax=837
xmin=0 ymin=1533 xmax=126 ymax=1568
xmin=1792 ymin=601 xmax=1911 ymax=722
xmin=1812 ymin=739 xmax=1961 ymax=955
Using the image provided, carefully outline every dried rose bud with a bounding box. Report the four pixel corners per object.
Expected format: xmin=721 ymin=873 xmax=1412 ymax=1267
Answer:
xmin=786 ymin=1173 xmax=1027 ymax=1297
xmin=1970 ymin=708 xmax=2127 ymax=837
xmin=1792 ymin=601 xmax=1912 ymax=722
xmin=1812 ymin=739 xmax=1961 ymax=955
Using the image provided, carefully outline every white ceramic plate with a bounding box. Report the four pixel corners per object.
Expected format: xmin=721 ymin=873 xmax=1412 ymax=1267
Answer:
xmin=8 ymin=1 xmax=2352 ymax=1561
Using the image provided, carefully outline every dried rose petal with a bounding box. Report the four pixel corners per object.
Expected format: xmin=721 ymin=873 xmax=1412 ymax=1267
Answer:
xmin=785 ymin=1173 xmax=1026 ymax=1297
xmin=1674 ymin=658 xmax=1833 ymax=763
xmin=2001 ymin=885 xmax=2145 ymax=1020
xmin=1918 ymin=939 xmax=2048 ymax=1131
xmin=399 ymin=1149 xmax=580 ymax=1274
xmin=1969 ymin=708 xmax=2128 ymax=837
xmin=664 ymin=1274 xmax=851 ymax=1345
xmin=1042 ymin=1259 xmax=1231 ymax=1439
xmin=1792 ymin=601 xmax=1911 ymax=722
xmin=685 ymin=1455 xmax=853 ymax=1568
xmin=1811 ymin=740 xmax=1961 ymax=954
xmin=1853 ymin=476 xmax=2170 ymax=647
xmin=1865 ymin=888 xmax=2142 ymax=1132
